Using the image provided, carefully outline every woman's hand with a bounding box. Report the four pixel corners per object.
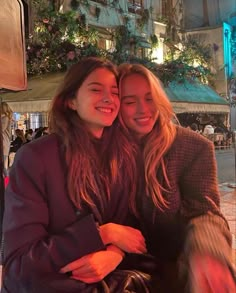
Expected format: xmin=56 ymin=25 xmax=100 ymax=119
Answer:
xmin=99 ymin=223 xmax=147 ymax=254
xmin=60 ymin=245 xmax=124 ymax=283
xmin=190 ymin=253 xmax=236 ymax=293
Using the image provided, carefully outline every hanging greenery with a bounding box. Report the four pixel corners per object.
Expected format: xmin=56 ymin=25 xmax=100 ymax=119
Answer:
xmin=162 ymin=34 xmax=213 ymax=84
xmin=149 ymin=60 xmax=212 ymax=86
xmin=26 ymin=1 xmax=105 ymax=75
xmin=27 ymin=0 xmax=213 ymax=85
xmin=150 ymin=34 xmax=158 ymax=48
xmin=110 ymin=25 xmax=131 ymax=64
xmin=95 ymin=6 xmax=101 ymax=20
xmin=136 ymin=8 xmax=149 ymax=30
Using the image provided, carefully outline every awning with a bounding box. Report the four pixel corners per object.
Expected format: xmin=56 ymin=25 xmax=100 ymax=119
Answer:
xmin=0 ymin=73 xmax=64 ymax=113
xmin=1 ymin=100 xmax=51 ymax=113
xmin=165 ymin=80 xmax=230 ymax=114
xmin=171 ymin=102 xmax=230 ymax=114
xmin=1 ymin=74 xmax=231 ymax=114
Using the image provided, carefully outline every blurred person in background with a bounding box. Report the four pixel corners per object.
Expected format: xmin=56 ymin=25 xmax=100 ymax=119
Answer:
xmin=203 ymin=122 xmax=215 ymax=136
xmin=0 ymin=102 xmax=13 ymax=177
xmin=10 ymin=128 xmax=26 ymax=153
xmin=190 ymin=123 xmax=201 ymax=134
xmin=25 ymin=129 xmax=33 ymax=143
xmin=8 ymin=129 xmax=26 ymax=169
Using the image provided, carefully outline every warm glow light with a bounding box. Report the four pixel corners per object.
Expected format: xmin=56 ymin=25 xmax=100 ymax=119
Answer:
xmin=106 ymin=39 xmax=113 ymax=50
xmin=193 ymin=60 xmax=200 ymax=67
xmin=152 ymin=47 xmax=164 ymax=64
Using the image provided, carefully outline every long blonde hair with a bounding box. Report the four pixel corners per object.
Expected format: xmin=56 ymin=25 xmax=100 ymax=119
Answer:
xmin=118 ymin=63 xmax=177 ymax=212
xmin=49 ymin=57 xmax=137 ymax=211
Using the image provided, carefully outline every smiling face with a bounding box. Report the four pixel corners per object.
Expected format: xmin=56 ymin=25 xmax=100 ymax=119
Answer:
xmin=69 ymin=68 xmax=120 ymax=138
xmin=120 ymin=73 xmax=157 ymax=138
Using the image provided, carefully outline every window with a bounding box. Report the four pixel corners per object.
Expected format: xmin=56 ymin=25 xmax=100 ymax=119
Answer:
xmin=29 ymin=113 xmax=48 ymax=130
xmin=128 ymin=0 xmax=143 ymax=14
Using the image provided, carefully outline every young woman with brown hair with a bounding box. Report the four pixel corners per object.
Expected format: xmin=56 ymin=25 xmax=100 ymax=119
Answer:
xmin=2 ymin=57 xmax=147 ymax=292
xmin=118 ymin=62 xmax=235 ymax=293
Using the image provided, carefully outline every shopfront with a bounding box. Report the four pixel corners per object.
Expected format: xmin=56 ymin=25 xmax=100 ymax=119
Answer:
xmin=165 ymin=80 xmax=230 ymax=129
xmin=1 ymin=74 xmax=231 ymax=134
xmin=0 ymin=73 xmax=64 ymax=132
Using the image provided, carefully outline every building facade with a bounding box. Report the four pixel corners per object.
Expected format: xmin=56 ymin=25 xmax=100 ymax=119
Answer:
xmin=180 ymin=0 xmax=236 ymax=129
xmin=2 ymin=0 xmax=233 ymax=131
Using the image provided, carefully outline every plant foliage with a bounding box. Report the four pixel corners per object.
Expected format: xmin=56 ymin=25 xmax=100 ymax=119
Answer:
xmin=27 ymin=0 xmax=213 ymax=85
xmin=26 ymin=1 xmax=104 ymax=75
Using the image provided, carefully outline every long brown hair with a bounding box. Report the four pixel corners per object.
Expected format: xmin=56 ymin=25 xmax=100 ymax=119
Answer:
xmin=118 ymin=63 xmax=177 ymax=212
xmin=49 ymin=57 xmax=137 ymax=211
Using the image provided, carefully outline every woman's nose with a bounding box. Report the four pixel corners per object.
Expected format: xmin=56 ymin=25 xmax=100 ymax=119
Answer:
xmin=102 ymin=91 xmax=114 ymax=103
xmin=102 ymin=97 xmax=112 ymax=103
xmin=137 ymin=100 xmax=148 ymax=113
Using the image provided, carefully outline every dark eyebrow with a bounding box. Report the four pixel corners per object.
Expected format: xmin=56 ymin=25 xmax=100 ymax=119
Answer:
xmin=87 ymin=82 xmax=103 ymax=86
xmin=87 ymin=82 xmax=118 ymax=89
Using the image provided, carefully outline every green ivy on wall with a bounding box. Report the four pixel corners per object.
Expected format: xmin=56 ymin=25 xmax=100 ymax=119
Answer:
xmin=26 ymin=1 xmax=104 ymax=75
xmin=136 ymin=8 xmax=149 ymax=30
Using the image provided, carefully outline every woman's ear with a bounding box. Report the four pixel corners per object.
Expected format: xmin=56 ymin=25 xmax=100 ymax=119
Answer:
xmin=68 ymin=99 xmax=77 ymax=110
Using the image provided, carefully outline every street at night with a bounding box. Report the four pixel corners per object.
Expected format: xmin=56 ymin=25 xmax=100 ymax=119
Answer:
xmin=1 ymin=0 xmax=236 ymax=291
xmin=215 ymin=147 xmax=236 ymax=184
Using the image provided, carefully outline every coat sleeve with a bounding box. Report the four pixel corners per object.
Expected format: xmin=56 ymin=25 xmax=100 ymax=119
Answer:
xmin=3 ymin=143 xmax=106 ymax=279
xmin=180 ymin=140 xmax=233 ymax=271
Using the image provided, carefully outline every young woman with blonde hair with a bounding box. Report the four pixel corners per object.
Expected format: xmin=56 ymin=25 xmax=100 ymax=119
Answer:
xmin=118 ymin=62 xmax=235 ymax=292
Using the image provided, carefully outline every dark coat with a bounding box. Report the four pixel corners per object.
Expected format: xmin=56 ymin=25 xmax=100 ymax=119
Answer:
xmin=131 ymin=126 xmax=233 ymax=292
xmin=9 ymin=136 xmax=24 ymax=153
xmin=137 ymin=126 xmax=232 ymax=289
xmin=2 ymin=134 xmax=134 ymax=292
